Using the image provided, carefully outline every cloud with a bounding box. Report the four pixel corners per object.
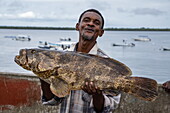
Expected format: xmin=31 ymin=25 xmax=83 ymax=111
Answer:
xmin=87 ymin=0 xmax=110 ymax=10
xmin=18 ymin=11 xmax=36 ymax=18
xmin=0 ymin=0 xmax=170 ymax=28
xmin=0 ymin=11 xmax=37 ymax=19
xmin=0 ymin=0 xmax=25 ymax=13
xmin=131 ymin=8 xmax=166 ymax=16
xmin=117 ymin=8 xmax=128 ymax=13
xmin=117 ymin=7 xmax=166 ymax=17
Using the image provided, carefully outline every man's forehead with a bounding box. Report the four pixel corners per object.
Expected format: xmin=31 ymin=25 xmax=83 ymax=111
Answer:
xmin=81 ymin=12 xmax=102 ymax=21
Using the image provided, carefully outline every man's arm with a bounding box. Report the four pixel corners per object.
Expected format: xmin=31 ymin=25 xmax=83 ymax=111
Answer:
xmin=82 ymin=81 xmax=121 ymax=112
xmin=92 ymin=90 xmax=104 ymax=112
xmin=82 ymin=81 xmax=104 ymax=112
xmin=40 ymin=79 xmax=64 ymax=105
xmin=40 ymin=78 xmax=54 ymax=100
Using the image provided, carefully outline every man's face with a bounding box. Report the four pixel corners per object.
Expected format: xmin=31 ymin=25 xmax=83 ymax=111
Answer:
xmin=76 ymin=12 xmax=104 ymax=41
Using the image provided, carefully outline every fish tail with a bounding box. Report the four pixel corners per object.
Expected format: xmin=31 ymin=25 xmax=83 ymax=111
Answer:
xmin=116 ymin=76 xmax=158 ymax=101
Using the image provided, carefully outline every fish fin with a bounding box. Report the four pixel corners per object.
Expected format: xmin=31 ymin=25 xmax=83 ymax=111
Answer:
xmin=50 ymin=76 xmax=71 ymax=97
xmin=33 ymin=67 xmax=59 ymax=79
xmin=116 ymin=76 xmax=158 ymax=101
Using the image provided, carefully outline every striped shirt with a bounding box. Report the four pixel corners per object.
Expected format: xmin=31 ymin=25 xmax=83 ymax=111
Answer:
xmin=56 ymin=43 xmax=121 ymax=113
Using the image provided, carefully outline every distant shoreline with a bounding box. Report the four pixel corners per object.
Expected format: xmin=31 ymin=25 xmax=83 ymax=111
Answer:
xmin=0 ymin=26 xmax=170 ymax=31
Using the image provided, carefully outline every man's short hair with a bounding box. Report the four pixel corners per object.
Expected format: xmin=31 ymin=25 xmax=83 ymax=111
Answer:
xmin=78 ymin=9 xmax=104 ymax=29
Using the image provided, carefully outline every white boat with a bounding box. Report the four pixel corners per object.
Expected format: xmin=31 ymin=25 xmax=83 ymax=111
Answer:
xmin=133 ymin=38 xmax=151 ymax=42
xmin=59 ymin=38 xmax=72 ymax=41
xmin=133 ymin=35 xmax=151 ymax=42
xmin=112 ymin=43 xmax=135 ymax=47
xmin=38 ymin=41 xmax=76 ymax=50
xmin=4 ymin=36 xmax=16 ymax=38
xmin=38 ymin=45 xmax=55 ymax=50
xmin=13 ymin=35 xmax=31 ymax=41
xmin=48 ymin=41 xmax=76 ymax=50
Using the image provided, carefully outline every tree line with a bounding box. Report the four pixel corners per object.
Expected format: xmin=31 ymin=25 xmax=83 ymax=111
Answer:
xmin=0 ymin=26 xmax=170 ymax=31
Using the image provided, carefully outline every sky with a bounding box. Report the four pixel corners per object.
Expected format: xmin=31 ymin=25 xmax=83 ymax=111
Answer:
xmin=0 ymin=0 xmax=170 ymax=28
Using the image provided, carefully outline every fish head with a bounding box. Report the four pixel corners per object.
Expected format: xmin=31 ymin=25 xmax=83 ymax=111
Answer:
xmin=15 ymin=48 xmax=61 ymax=72
xmin=15 ymin=49 xmax=40 ymax=71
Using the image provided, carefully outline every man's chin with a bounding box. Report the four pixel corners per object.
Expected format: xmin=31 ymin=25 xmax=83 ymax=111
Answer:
xmin=82 ymin=31 xmax=96 ymax=40
xmin=83 ymin=36 xmax=93 ymax=40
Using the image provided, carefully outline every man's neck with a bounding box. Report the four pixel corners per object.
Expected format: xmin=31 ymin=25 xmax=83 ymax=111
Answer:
xmin=77 ymin=40 xmax=96 ymax=53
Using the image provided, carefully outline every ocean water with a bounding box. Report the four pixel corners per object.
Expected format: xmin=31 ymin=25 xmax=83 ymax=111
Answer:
xmin=0 ymin=29 xmax=170 ymax=83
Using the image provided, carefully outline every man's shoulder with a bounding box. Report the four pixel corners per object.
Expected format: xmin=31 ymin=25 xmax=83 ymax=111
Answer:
xmin=97 ymin=48 xmax=109 ymax=58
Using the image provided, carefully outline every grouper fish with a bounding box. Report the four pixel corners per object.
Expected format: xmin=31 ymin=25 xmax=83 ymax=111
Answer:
xmin=14 ymin=49 xmax=158 ymax=101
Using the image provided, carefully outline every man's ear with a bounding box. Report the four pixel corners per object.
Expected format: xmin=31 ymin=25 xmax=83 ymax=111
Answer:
xmin=76 ymin=23 xmax=79 ymax=31
xmin=99 ymin=29 xmax=104 ymax=37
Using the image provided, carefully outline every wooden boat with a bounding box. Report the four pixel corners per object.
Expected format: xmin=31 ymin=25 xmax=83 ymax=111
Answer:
xmin=0 ymin=72 xmax=40 ymax=111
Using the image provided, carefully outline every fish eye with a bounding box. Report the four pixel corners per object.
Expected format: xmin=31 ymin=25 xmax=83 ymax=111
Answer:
xmin=31 ymin=50 xmax=36 ymax=54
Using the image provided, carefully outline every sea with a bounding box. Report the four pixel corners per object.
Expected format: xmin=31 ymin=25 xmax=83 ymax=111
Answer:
xmin=0 ymin=29 xmax=170 ymax=83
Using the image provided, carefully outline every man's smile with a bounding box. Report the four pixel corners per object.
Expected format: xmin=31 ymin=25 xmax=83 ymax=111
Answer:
xmin=84 ymin=28 xmax=94 ymax=33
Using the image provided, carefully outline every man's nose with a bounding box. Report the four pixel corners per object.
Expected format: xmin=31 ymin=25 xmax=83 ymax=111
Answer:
xmin=87 ymin=21 xmax=94 ymax=27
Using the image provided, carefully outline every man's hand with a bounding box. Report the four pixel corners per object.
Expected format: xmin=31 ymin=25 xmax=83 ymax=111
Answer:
xmin=81 ymin=81 xmax=104 ymax=112
xmin=81 ymin=81 xmax=102 ymax=95
xmin=162 ymin=80 xmax=170 ymax=93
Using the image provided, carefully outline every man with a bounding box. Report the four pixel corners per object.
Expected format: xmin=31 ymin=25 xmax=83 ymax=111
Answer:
xmin=40 ymin=9 xmax=121 ymax=113
xmin=162 ymin=80 xmax=170 ymax=93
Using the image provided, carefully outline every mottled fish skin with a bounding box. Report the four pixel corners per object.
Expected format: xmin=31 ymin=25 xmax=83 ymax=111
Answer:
xmin=15 ymin=48 xmax=132 ymax=82
xmin=15 ymin=49 xmax=158 ymax=101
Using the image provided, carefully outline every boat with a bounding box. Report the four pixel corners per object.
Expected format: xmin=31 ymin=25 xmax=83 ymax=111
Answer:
xmin=38 ymin=41 xmax=76 ymax=50
xmin=133 ymin=38 xmax=151 ymax=42
xmin=6 ymin=35 xmax=31 ymax=41
xmin=4 ymin=35 xmax=31 ymax=41
xmin=14 ymin=35 xmax=31 ymax=41
xmin=4 ymin=36 xmax=16 ymax=39
xmin=133 ymin=35 xmax=151 ymax=42
xmin=48 ymin=41 xmax=76 ymax=50
xmin=112 ymin=43 xmax=135 ymax=47
xmin=38 ymin=45 xmax=56 ymax=50
xmin=0 ymin=72 xmax=40 ymax=111
xmin=162 ymin=47 xmax=170 ymax=51
xmin=59 ymin=38 xmax=71 ymax=41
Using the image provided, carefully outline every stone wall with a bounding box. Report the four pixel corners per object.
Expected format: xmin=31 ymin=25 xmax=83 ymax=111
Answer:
xmin=0 ymin=72 xmax=169 ymax=113
xmin=114 ymin=85 xmax=170 ymax=113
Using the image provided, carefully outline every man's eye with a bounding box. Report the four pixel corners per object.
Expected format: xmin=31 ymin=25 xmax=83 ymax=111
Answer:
xmin=84 ymin=19 xmax=89 ymax=22
xmin=94 ymin=21 xmax=100 ymax=25
xmin=95 ymin=22 xmax=100 ymax=25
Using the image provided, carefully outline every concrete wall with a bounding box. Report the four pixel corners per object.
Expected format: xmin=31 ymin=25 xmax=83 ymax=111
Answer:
xmin=0 ymin=72 xmax=169 ymax=113
xmin=113 ymin=85 xmax=170 ymax=113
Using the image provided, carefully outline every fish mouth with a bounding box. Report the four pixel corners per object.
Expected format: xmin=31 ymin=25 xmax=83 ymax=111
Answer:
xmin=14 ymin=55 xmax=21 ymax=65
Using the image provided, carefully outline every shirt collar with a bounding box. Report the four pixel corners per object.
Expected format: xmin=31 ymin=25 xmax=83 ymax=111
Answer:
xmin=70 ymin=42 xmax=98 ymax=55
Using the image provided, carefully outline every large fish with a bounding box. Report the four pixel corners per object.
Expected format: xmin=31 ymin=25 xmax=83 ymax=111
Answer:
xmin=14 ymin=49 xmax=158 ymax=101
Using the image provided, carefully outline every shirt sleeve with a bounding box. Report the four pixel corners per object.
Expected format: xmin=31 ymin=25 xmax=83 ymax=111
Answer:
xmin=89 ymin=93 xmax=121 ymax=113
